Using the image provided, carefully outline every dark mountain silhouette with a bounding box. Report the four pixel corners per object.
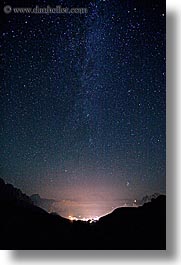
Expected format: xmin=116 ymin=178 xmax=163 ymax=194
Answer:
xmin=0 ymin=177 xmax=32 ymax=205
xmin=95 ymin=194 xmax=166 ymax=249
xmin=30 ymin=194 xmax=55 ymax=212
xmin=0 ymin=177 xmax=166 ymax=250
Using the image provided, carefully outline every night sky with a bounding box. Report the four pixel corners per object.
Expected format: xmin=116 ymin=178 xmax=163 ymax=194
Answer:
xmin=1 ymin=0 xmax=166 ymax=218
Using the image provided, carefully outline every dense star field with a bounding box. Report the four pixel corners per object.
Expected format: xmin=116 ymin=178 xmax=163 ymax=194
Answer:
xmin=0 ymin=0 xmax=166 ymax=218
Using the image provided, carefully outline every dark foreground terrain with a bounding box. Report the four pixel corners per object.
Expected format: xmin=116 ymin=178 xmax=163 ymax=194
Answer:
xmin=0 ymin=178 xmax=166 ymax=250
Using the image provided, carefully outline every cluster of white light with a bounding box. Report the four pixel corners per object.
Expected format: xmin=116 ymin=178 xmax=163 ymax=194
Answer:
xmin=68 ymin=215 xmax=100 ymax=223
xmin=68 ymin=216 xmax=78 ymax=221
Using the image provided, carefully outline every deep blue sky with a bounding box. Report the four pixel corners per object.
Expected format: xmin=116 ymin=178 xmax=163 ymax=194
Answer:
xmin=1 ymin=0 xmax=166 ymax=217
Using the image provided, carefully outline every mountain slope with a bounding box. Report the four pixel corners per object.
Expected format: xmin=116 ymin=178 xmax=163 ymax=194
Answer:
xmin=30 ymin=194 xmax=55 ymax=212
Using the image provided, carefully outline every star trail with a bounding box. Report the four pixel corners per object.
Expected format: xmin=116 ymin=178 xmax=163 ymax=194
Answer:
xmin=0 ymin=0 xmax=166 ymax=218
